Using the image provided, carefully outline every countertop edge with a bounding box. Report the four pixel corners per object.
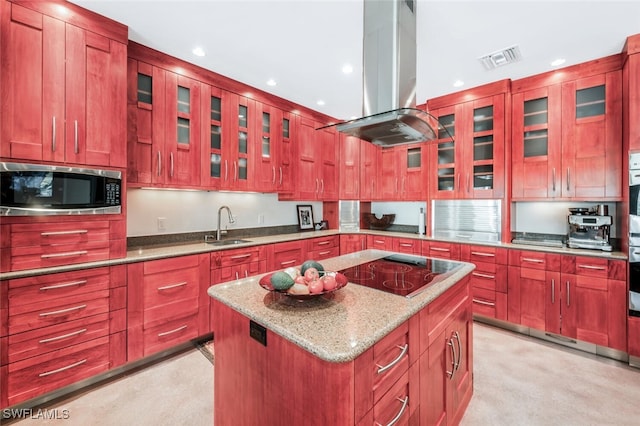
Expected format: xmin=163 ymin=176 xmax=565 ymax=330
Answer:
xmin=208 ymin=251 xmax=476 ymax=363
xmin=1 ymin=229 xmax=626 ymax=280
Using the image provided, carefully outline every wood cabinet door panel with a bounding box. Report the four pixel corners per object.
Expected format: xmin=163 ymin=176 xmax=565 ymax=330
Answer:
xmin=8 ymin=312 xmax=110 ymax=364
xmin=143 ymin=313 xmax=199 ymax=356
xmin=9 ymin=290 xmax=110 ymax=335
xmin=8 ymin=267 xmax=110 ymax=307
xmin=143 ymin=266 xmax=200 ymax=310
xmin=7 ymin=336 xmax=111 ymax=406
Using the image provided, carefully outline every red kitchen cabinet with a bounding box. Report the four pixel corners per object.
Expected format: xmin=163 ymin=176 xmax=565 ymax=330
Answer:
xmin=422 ymin=240 xmax=461 ymax=260
xmin=211 ymin=246 xmax=266 ymax=285
xmin=1 ymin=265 xmax=126 ymax=407
xmin=461 ymin=244 xmax=508 ymax=321
xmin=507 ymin=250 xmax=561 ymax=329
xmin=127 ymin=52 xmax=201 ymax=189
xmin=225 ymin=92 xmax=255 ymax=191
xmin=277 ymin=112 xmax=296 ymax=196
xmin=253 ymin=103 xmax=281 ymax=192
xmin=201 ymin=83 xmax=225 ymax=189
xmin=339 ymin=135 xmax=361 ymax=200
xmin=340 ymin=234 xmax=367 ymax=254
xmin=1 ymin=218 xmax=125 ymax=273
xmin=1 ymin=1 xmax=127 ymax=168
xmin=306 ymin=236 xmax=340 ymax=261
xmin=267 ymin=241 xmax=305 ymax=270
xmin=360 ymin=140 xmax=380 ymax=201
xmin=296 ymin=117 xmax=338 ymax=200
xmin=511 ymin=56 xmax=622 ymax=200
xmin=367 ymin=235 xmax=393 ymax=251
xmin=427 ymin=82 xmax=508 ymax=200
xmin=126 ymin=254 xmax=210 ymax=361
xmin=380 ymin=144 xmax=427 ymax=201
xmin=392 ymin=237 xmax=421 ymax=255
xmin=624 ymin=34 xmax=640 ymax=151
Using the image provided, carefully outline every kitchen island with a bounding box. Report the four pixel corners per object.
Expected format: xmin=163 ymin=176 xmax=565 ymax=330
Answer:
xmin=208 ymin=249 xmax=475 ymax=425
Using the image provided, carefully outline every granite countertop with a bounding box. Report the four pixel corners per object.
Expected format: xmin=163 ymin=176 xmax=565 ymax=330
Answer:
xmin=207 ymin=249 xmax=475 ymax=363
xmin=0 ymin=228 xmax=626 ymax=280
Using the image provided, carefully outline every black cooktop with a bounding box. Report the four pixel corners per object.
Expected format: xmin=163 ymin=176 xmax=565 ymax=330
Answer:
xmin=337 ymin=253 xmax=463 ymax=298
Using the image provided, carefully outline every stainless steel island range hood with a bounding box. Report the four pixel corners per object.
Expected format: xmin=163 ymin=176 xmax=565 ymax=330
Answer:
xmin=330 ymin=0 xmax=439 ymax=148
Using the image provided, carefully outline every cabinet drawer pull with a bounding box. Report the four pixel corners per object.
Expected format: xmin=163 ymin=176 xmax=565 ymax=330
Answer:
xmin=157 ymin=325 xmax=188 ymax=337
xmin=376 ymin=344 xmax=408 ymax=375
xmin=41 ymin=251 xmax=88 ymax=259
xmin=375 ymin=396 xmax=409 ymax=426
xmin=430 ymin=247 xmax=450 ymax=252
xmin=279 ymin=167 xmax=283 ymax=185
xmin=456 ymin=234 xmax=472 ymax=239
xmin=39 ymin=304 xmax=87 ymax=317
xmin=52 ymin=116 xmax=57 ymax=152
xmin=74 ymin=120 xmax=79 ymax=154
xmin=399 ymin=243 xmax=413 ymax=247
xmin=40 ymin=280 xmax=88 ymax=291
xmin=374 ymin=239 xmax=386 ymax=244
xmin=280 ymin=260 xmax=296 ymax=266
xmin=170 ymin=152 xmax=175 ymax=177
xmin=471 ymin=251 xmax=494 ymax=257
xmin=157 ymin=151 xmax=162 ymax=176
xmin=472 ymin=272 xmax=495 ymax=280
xmin=551 ymin=279 xmax=555 ymax=304
xmin=39 ymin=328 xmax=87 ymax=344
xmin=566 ymin=167 xmax=571 ymax=191
xmin=473 ymin=298 xmax=495 ymax=307
xmin=157 ymin=281 xmax=187 ymax=291
xmin=453 ymin=331 xmax=462 ymax=370
xmin=577 ymin=264 xmax=607 ymax=271
xmin=272 ymin=166 xmax=276 ymax=184
xmin=446 ymin=338 xmax=457 ymax=379
xmin=41 ymin=229 xmax=88 ymax=236
xmin=552 ymin=167 xmax=556 ymax=192
xmin=566 ymin=281 xmax=571 ymax=306
xmin=318 ymin=250 xmax=332 ymax=256
xmin=316 ymin=241 xmax=331 ymax=246
xmin=39 ymin=359 xmax=87 ymax=377
xmin=230 ymin=253 xmax=252 ymax=260
xmin=522 ymin=257 xmax=544 ymax=263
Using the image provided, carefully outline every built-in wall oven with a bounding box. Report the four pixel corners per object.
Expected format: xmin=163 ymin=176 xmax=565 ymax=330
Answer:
xmin=1 ymin=162 xmax=121 ymax=216
xmin=628 ymin=153 xmax=640 ymax=317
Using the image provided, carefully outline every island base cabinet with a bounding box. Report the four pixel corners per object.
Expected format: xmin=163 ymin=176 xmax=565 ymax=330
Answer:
xmin=212 ymin=301 xmax=355 ymax=426
xmin=419 ymin=278 xmax=473 ymax=426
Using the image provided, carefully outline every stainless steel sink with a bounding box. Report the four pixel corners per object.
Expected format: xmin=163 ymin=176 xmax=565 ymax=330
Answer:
xmin=205 ymin=237 xmax=252 ymax=246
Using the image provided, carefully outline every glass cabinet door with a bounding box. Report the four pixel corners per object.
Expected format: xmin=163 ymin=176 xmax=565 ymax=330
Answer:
xmin=208 ymin=93 xmax=223 ymax=181
xmin=435 ymin=112 xmax=456 ymax=194
xmin=471 ymin=104 xmax=494 ymax=191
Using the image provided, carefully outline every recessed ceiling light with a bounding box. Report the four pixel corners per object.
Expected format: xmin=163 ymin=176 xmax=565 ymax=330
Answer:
xmin=551 ymin=58 xmax=566 ymax=67
xmin=317 ymin=100 xmax=325 ymax=106
xmin=342 ymin=64 xmax=353 ymax=74
xmin=453 ymin=80 xmax=464 ymax=88
xmin=266 ymin=79 xmax=277 ymax=87
xmin=192 ymin=47 xmax=206 ymax=57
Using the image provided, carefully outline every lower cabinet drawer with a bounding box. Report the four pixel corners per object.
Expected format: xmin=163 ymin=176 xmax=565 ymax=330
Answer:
xmin=472 ymin=287 xmax=507 ymax=321
xmin=7 ymin=313 xmax=112 ymax=364
xmin=143 ymin=314 xmax=199 ymax=356
xmin=8 ymin=290 xmax=111 ymax=335
xmin=7 ymin=336 xmax=111 ymax=406
xmin=308 ymin=245 xmax=339 ymax=261
xmin=357 ymin=364 xmax=419 ymax=426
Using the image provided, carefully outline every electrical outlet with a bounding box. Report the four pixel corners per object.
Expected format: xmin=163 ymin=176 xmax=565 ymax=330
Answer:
xmin=258 ymin=213 xmax=265 ymax=224
xmin=157 ymin=217 xmax=166 ymax=231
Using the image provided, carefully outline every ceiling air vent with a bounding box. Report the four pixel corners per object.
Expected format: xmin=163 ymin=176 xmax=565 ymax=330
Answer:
xmin=479 ymin=45 xmax=522 ymax=70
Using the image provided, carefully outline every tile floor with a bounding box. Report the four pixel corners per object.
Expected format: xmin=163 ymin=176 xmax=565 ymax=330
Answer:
xmin=6 ymin=322 xmax=640 ymax=425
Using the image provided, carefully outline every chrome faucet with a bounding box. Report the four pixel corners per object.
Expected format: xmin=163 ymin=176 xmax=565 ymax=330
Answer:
xmin=217 ymin=205 xmax=235 ymax=240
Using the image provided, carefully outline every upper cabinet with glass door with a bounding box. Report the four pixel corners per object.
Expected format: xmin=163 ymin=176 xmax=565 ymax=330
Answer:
xmin=512 ymin=56 xmax=622 ymax=200
xmin=426 ymin=80 xmax=508 ymax=200
xmin=253 ymin=103 xmax=283 ymax=193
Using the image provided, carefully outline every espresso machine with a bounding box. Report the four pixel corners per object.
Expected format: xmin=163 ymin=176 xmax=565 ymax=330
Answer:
xmin=567 ymin=206 xmax=612 ymax=251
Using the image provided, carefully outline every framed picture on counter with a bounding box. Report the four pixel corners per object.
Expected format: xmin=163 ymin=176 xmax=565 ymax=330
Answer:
xmin=296 ymin=205 xmax=314 ymax=231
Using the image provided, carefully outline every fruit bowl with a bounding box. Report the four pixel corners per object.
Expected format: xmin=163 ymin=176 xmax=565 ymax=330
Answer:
xmin=365 ymin=213 xmax=395 ymax=230
xmin=259 ymin=271 xmax=348 ymax=300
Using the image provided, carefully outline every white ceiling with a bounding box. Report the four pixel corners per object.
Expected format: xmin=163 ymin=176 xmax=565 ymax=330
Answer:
xmin=72 ymin=0 xmax=640 ymax=122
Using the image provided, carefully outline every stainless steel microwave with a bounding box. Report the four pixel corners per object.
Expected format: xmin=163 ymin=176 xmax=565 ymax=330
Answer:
xmin=1 ymin=162 xmax=121 ymax=216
